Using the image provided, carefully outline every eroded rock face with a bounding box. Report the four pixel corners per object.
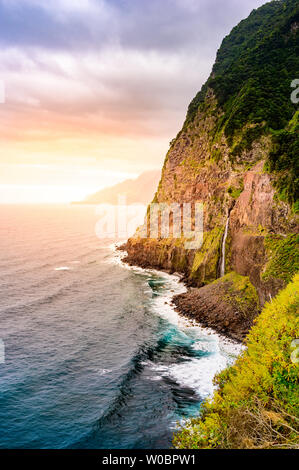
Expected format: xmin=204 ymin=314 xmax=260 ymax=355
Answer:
xmin=228 ymin=161 xmax=288 ymax=304
xmin=230 ymin=161 xmax=275 ymax=230
xmin=123 ymin=0 xmax=299 ymax=354
xmin=227 ymin=160 xmax=299 ymax=303
xmin=124 ymin=88 xmax=298 ymax=316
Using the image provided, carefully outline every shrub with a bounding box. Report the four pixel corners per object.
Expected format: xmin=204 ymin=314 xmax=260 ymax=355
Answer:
xmin=173 ymin=274 xmax=299 ymax=449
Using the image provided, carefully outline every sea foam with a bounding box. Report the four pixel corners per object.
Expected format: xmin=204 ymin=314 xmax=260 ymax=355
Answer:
xmin=110 ymin=243 xmax=243 ymax=400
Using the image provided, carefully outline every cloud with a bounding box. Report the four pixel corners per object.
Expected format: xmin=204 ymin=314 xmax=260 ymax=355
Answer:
xmin=0 ymin=44 xmax=212 ymax=141
xmin=0 ymin=0 xmax=269 ymax=183
xmin=0 ymin=0 xmax=117 ymax=50
xmin=0 ymin=0 xmax=267 ymax=52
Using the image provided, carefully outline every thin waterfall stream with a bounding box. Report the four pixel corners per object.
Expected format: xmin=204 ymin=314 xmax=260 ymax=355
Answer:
xmin=219 ymin=216 xmax=230 ymax=278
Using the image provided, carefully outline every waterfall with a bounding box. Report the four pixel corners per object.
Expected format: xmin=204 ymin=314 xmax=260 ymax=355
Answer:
xmin=219 ymin=216 xmax=230 ymax=278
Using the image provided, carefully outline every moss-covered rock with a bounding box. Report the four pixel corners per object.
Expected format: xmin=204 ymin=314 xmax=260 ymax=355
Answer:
xmin=221 ymin=271 xmax=260 ymax=317
xmin=173 ymin=271 xmax=259 ymax=341
xmin=190 ymin=227 xmax=223 ymax=284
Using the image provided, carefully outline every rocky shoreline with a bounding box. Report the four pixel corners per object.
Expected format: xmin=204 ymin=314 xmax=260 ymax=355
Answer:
xmin=119 ymin=245 xmax=259 ymax=343
xmin=172 ymin=271 xmax=260 ymax=343
xmin=171 ymin=282 xmax=255 ymax=343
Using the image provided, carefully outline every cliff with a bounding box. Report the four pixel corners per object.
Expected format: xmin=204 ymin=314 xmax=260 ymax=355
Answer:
xmin=123 ymin=0 xmax=299 ymax=334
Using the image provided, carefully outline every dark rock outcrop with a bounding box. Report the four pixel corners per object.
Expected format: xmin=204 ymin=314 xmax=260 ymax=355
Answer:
xmin=172 ymin=272 xmax=260 ymax=342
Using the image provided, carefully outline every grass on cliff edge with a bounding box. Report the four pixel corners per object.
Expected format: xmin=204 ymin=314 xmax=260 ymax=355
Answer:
xmin=173 ymin=273 xmax=299 ymax=449
xmin=220 ymin=271 xmax=259 ymax=317
xmin=262 ymin=234 xmax=299 ymax=285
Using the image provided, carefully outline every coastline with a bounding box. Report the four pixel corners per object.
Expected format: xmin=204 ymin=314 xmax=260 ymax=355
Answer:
xmin=172 ymin=289 xmax=248 ymax=343
xmin=114 ymin=242 xmax=244 ymax=354
xmin=111 ymin=242 xmax=244 ymax=406
xmin=117 ymin=243 xmax=247 ymax=344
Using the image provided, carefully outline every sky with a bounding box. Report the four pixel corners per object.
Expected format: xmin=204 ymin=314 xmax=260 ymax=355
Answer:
xmin=0 ymin=0 xmax=268 ymax=203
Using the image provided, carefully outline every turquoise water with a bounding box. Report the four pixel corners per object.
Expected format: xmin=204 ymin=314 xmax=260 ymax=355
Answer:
xmin=0 ymin=205 xmax=239 ymax=449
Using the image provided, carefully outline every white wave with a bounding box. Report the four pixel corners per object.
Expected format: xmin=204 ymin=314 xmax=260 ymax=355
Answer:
xmin=167 ymin=353 xmax=228 ymax=398
xmin=147 ymin=376 xmax=162 ymax=381
xmin=168 ymin=322 xmax=243 ymax=397
xmin=110 ymin=242 xmax=244 ymax=397
xmin=178 ymin=317 xmax=245 ymax=357
xmin=191 ymin=338 xmax=219 ymax=354
xmin=150 ymin=292 xmax=181 ymax=325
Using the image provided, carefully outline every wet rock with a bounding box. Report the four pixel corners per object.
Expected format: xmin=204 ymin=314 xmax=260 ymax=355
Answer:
xmin=172 ymin=272 xmax=260 ymax=342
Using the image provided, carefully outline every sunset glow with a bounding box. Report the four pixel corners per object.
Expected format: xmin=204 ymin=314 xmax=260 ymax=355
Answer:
xmin=0 ymin=0 xmax=267 ymax=203
xmin=1 ymin=0 xmax=297 ymax=456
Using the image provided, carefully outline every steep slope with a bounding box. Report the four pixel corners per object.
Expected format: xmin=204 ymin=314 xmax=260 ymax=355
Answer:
xmin=173 ymin=273 xmax=299 ymax=449
xmin=124 ymin=0 xmax=299 ymax=317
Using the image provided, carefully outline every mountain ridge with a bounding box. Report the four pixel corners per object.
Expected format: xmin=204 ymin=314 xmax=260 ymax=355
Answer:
xmin=74 ymin=170 xmax=161 ymax=205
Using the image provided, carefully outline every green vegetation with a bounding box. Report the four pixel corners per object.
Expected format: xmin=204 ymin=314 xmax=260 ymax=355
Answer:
xmin=219 ymin=272 xmax=259 ymax=316
xmin=266 ymin=111 xmax=299 ymax=208
xmin=191 ymin=228 xmax=223 ymax=283
xmin=230 ymin=124 xmax=265 ymax=158
xmin=262 ymin=234 xmax=299 ymax=284
xmin=227 ymin=181 xmax=244 ymax=199
xmin=185 ymin=0 xmax=299 ymax=204
xmin=173 ymin=274 xmax=299 ymax=449
xmin=187 ymin=0 xmax=298 ymax=133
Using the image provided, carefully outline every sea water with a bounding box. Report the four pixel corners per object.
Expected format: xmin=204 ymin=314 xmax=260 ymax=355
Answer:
xmin=0 ymin=204 xmax=241 ymax=449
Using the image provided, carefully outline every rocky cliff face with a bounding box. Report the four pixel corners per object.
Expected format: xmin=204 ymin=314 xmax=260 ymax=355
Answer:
xmin=123 ymin=0 xmax=299 ymax=332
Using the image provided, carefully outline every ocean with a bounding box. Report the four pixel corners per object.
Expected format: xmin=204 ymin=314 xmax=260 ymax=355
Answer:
xmin=0 ymin=204 xmax=241 ymax=449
